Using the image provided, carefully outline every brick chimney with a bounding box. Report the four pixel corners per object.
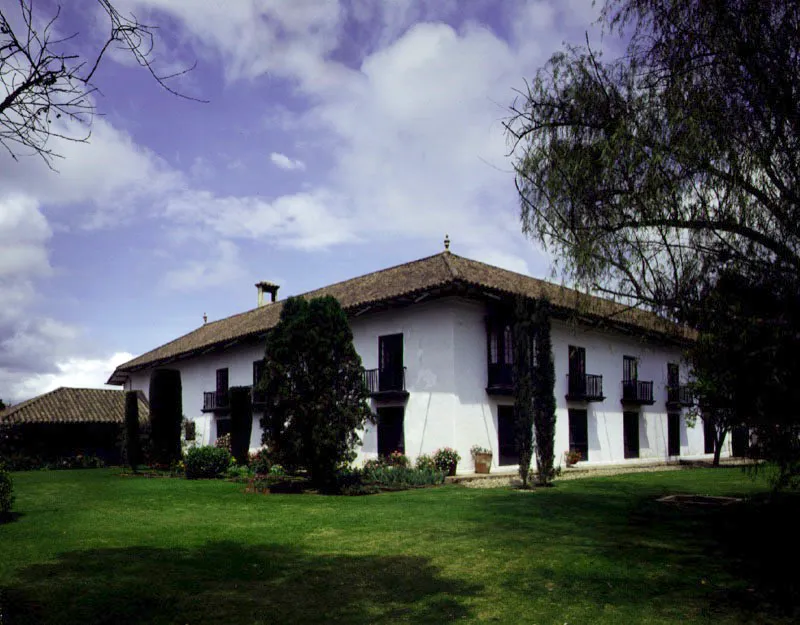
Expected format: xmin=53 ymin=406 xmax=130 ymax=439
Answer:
xmin=256 ymin=281 xmax=279 ymax=307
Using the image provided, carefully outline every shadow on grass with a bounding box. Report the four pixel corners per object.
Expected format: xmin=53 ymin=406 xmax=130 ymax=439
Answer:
xmin=467 ymin=475 xmax=799 ymax=622
xmin=1 ymin=541 xmax=478 ymax=625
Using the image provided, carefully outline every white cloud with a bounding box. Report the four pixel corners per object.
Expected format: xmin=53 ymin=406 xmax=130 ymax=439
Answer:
xmin=160 ymin=240 xmax=246 ymax=292
xmin=7 ymin=352 xmax=135 ymax=402
xmin=270 ymin=152 xmax=306 ymax=171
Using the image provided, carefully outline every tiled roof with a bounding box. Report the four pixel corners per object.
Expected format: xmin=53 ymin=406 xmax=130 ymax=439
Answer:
xmin=0 ymin=387 xmax=150 ymax=425
xmin=109 ymin=251 xmax=693 ymax=381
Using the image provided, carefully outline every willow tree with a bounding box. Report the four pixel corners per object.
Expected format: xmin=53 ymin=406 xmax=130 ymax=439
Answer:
xmin=508 ymin=0 xmax=800 ymax=487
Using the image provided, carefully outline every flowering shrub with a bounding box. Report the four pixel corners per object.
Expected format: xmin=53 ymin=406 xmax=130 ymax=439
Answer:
xmin=433 ymin=447 xmax=461 ymax=474
xmin=386 ymin=451 xmax=410 ymax=468
xmin=185 ymin=445 xmax=231 ymax=479
xmin=415 ymin=454 xmax=437 ymax=471
xmin=249 ymin=448 xmax=272 ymax=475
xmin=214 ymin=433 xmax=232 ymax=452
xmin=564 ymin=449 xmax=583 ymax=466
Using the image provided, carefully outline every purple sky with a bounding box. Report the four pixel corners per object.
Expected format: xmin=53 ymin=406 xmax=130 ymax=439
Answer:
xmin=0 ymin=0 xmax=608 ymax=402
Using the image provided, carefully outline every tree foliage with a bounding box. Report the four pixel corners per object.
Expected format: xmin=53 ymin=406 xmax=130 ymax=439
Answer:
xmin=532 ymin=299 xmax=556 ymax=485
xmin=512 ymin=298 xmax=535 ymax=488
xmin=148 ymin=369 xmax=182 ymax=467
xmin=123 ymin=390 xmax=142 ymax=470
xmin=507 ymin=0 xmax=800 ymax=319
xmin=259 ymin=296 xmax=373 ymax=486
xmin=229 ymin=386 xmax=253 ymax=465
xmin=0 ymin=0 xmax=201 ymax=166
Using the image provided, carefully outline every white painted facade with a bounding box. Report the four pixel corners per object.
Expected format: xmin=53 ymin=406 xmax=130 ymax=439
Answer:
xmin=123 ymin=296 xmax=728 ymax=473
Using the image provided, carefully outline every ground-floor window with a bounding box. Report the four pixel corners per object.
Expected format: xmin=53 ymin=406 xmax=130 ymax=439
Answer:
xmin=377 ymin=406 xmax=405 ymax=456
xmin=623 ymin=411 xmax=640 ymax=459
xmin=568 ymin=409 xmax=589 ymax=461
xmin=497 ymin=405 xmax=516 ymax=466
xmin=703 ymin=418 xmax=715 ymax=454
xmin=668 ymin=412 xmax=681 ymax=456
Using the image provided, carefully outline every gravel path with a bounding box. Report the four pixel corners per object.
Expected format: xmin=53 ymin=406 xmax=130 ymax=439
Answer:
xmin=459 ymin=460 xmax=752 ymax=489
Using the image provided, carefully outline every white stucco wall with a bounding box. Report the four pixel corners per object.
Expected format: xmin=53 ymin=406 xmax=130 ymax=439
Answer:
xmin=123 ymin=296 xmax=725 ymax=471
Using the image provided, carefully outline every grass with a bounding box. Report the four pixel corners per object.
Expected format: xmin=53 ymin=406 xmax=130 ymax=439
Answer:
xmin=0 ymin=467 xmax=796 ymax=624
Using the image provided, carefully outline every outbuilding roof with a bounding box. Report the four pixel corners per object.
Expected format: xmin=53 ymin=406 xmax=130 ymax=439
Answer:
xmin=108 ymin=251 xmax=693 ymax=383
xmin=0 ymin=387 xmax=150 ymax=425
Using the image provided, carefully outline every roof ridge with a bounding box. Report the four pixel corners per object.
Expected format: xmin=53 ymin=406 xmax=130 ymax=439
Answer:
xmin=441 ymin=251 xmax=459 ymax=279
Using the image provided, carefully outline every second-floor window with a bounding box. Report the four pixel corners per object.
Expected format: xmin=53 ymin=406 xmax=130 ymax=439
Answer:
xmin=488 ymin=321 xmax=514 ymax=365
xmin=623 ymin=356 xmax=638 ymax=382
xmin=216 ymin=368 xmax=229 ymax=395
xmin=667 ymin=362 xmax=679 ymax=388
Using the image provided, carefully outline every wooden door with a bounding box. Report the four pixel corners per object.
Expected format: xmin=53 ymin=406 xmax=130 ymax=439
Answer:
xmin=497 ymin=405 xmax=516 ymax=466
xmin=668 ymin=412 xmax=681 ymax=456
xmin=568 ymin=346 xmax=586 ymax=395
xmin=377 ymin=406 xmax=405 ymax=456
xmin=623 ymin=411 xmax=640 ymax=458
xmin=379 ymin=334 xmax=404 ymax=391
xmin=569 ymin=409 xmax=589 ymax=461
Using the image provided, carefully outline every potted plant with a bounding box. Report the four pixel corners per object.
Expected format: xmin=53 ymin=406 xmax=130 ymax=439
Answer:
xmin=564 ymin=449 xmax=583 ymax=467
xmin=470 ymin=445 xmax=493 ymax=474
xmin=433 ymin=447 xmax=461 ymax=476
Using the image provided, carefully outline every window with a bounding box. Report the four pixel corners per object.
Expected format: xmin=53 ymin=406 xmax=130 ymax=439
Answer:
xmin=497 ymin=405 xmax=516 ymax=466
xmin=253 ymin=360 xmax=264 ymax=386
xmin=503 ymin=325 xmax=514 ymax=365
xmin=377 ymin=406 xmax=405 ymax=456
xmin=667 ymin=362 xmax=679 ymax=388
xmin=623 ymin=412 xmax=640 ymax=459
xmin=668 ymin=412 xmax=681 ymax=456
xmin=568 ymin=345 xmax=586 ymax=394
xmin=703 ymin=417 xmax=715 ymax=454
xmin=568 ymin=409 xmax=589 ymax=461
xmin=623 ymin=356 xmax=638 ymax=382
xmin=378 ymin=334 xmax=404 ymax=391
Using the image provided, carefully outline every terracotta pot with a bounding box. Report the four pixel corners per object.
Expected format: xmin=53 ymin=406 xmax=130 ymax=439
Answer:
xmin=474 ymin=452 xmax=492 ymax=474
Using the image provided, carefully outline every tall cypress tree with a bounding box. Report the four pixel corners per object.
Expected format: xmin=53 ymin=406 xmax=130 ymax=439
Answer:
xmin=512 ymin=296 xmax=536 ymax=488
xmin=229 ymin=386 xmax=253 ymax=465
xmin=260 ymin=296 xmax=373 ymax=486
xmin=148 ymin=369 xmax=182 ymax=467
xmin=124 ymin=391 xmax=142 ymax=470
xmin=532 ymin=299 xmax=557 ymax=485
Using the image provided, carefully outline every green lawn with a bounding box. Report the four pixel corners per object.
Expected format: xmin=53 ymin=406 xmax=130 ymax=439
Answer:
xmin=0 ymin=468 xmax=795 ymax=624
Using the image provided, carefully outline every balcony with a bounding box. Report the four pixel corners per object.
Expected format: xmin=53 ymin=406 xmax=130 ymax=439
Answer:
xmin=364 ymin=367 xmax=409 ymax=401
xmin=621 ymin=380 xmax=655 ymax=405
xmin=566 ymin=374 xmax=605 ymax=402
xmin=202 ymin=390 xmax=230 ymax=413
xmin=486 ymin=363 xmax=514 ymax=396
xmin=666 ymin=385 xmax=693 ymax=409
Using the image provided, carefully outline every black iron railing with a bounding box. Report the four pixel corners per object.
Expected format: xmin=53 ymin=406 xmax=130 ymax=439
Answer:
xmin=666 ymin=385 xmax=692 ymax=407
xmin=364 ymin=367 xmax=407 ymax=394
xmin=487 ymin=363 xmax=513 ymax=390
xmin=203 ymin=390 xmax=229 ymax=411
xmin=621 ymin=380 xmax=654 ymax=404
xmin=566 ymin=374 xmax=604 ymax=401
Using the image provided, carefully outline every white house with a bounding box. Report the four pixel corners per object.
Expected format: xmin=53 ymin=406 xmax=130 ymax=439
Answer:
xmin=108 ymin=249 xmax=730 ymax=472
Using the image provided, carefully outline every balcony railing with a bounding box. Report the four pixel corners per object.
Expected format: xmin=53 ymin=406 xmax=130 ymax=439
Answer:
xmin=363 ymin=367 xmax=408 ymax=398
xmin=486 ymin=363 xmax=513 ymax=395
xmin=666 ymin=385 xmax=693 ymax=407
xmin=566 ymin=374 xmax=605 ymax=402
xmin=202 ymin=390 xmax=229 ymax=412
xmin=621 ymin=380 xmax=655 ymax=405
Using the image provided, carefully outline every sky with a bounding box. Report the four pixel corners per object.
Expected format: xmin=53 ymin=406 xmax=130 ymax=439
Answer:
xmin=0 ymin=0 xmax=608 ymax=403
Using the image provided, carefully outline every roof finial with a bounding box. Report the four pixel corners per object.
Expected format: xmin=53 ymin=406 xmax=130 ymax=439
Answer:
xmin=444 ymin=233 xmax=450 ymax=251
xmin=203 ymin=312 xmax=208 ymax=325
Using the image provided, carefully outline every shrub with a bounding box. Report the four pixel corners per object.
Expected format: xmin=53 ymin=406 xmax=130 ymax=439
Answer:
xmin=362 ymin=465 xmax=445 ymax=490
xmin=363 ymin=457 xmax=385 ymax=471
xmin=185 ymin=446 xmax=231 ymax=479
xmin=268 ymin=463 xmax=286 ymax=477
xmin=415 ymin=454 xmax=437 ymax=471
xmin=215 ymin=433 xmax=232 ymax=452
xmin=229 ymin=386 xmax=253 ymax=464
xmin=0 ymin=462 xmax=13 ymax=521
xmin=433 ymin=447 xmax=461 ymax=474
xmin=385 ymin=451 xmax=410 ymax=468
xmin=249 ymin=448 xmax=272 ymax=475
